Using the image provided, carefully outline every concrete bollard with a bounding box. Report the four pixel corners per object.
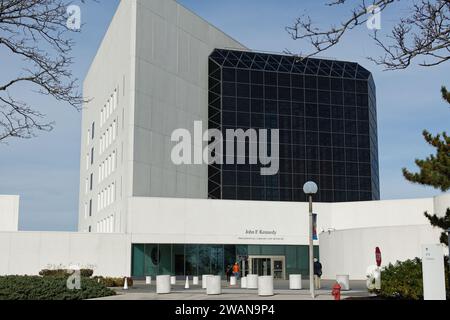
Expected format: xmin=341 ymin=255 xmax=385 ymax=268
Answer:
xmin=123 ymin=277 xmax=129 ymax=290
xmin=336 ymin=275 xmax=351 ymax=291
xmin=258 ymin=276 xmax=274 ymax=296
xmin=193 ymin=276 xmax=199 ymax=285
xmin=156 ymin=275 xmax=171 ymax=294
xmin=206 ymin=276 xmax=222 ymax=295
xmin=185 ymin=276 xmax=190 ymax=289
xmin=241 ymin=277 xmax=247 ymax=289
xmin=230 ymin=276 xmax=237 ymax=286
xmin=246 ymin=274 xmax=258 ymax=289
xmin=145 ymin=276 xmax=151 ymax=285
xmin=202 ymin=275 xmax=213 ymax=289
xmin=170 ymin=276 xmax=176 ymax=285
xmin=289 ymin=274 xmax=302 ymax=290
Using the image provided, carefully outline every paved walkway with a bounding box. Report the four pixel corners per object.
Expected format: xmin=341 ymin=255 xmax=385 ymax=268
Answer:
xmin=94 ymin=280 xmax=371 ymax=300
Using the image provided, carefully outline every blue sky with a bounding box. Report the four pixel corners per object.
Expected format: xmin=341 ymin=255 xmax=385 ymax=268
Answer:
xmin=0 ymin=0 xmax=448 ymax=231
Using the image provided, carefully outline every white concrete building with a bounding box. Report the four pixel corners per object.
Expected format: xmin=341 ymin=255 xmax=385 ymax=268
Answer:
xmin=0 ymin=0 xmax=447 ymax=281
xmin=78 ymin=0 xmax=246 ymax=234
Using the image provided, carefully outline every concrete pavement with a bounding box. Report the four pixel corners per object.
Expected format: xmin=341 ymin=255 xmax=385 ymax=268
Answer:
xmin=94 ymin=279 xmax=372 ymax=300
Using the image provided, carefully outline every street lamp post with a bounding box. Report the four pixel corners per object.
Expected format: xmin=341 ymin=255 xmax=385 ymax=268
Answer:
xmin=447 ymin=228 xmax=450 ymax=291
xmin=303 ymin=181 xmax=318 ymax=299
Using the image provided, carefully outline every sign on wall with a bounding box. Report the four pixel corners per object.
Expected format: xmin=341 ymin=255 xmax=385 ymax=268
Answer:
xmin=422 ymin=244 xmax=446 ymax=300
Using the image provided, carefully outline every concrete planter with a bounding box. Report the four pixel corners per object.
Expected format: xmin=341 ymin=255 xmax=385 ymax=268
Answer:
xmin=202 ymin=275 xmax=213 ymax=289
xmin=289 ymin=274 xmax=302 ymax=290
xmin=230 ymin=276 xmax=237 ymax=286
xmin=336 ymin=275 xmax=350 ymax=291
xmin=145 ymin=276 xmax=151 ymax=285
xmin=206 ymin=276 xmax=222 ymax=295
xmin=246 ymin=274 xmax=258 ymax=289
xmin=241 ymin=277 xmax=247 ymax=288
xmin=193 ymin=276 xmax=199 ymax=285
xmin=258 ymin=276 xmax=274 ymax=296
xmin=156 ymin=275 xmax=171 ymax=294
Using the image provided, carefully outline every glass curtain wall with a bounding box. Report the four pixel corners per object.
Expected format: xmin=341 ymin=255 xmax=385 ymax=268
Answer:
xmin=131 ymin=244 xmax=319 ymax=278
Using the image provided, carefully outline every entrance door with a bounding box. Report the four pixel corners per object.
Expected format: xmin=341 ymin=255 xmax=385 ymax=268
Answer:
xmin=251 ymin=258 xmax=272 ymax=276
xmin=248 ymin=256 xmax=286 ymax=280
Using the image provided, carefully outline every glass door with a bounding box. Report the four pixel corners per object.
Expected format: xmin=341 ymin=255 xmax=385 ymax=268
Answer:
xmin=251 ymin=258 xmax=271 ymax=276
xmin=248 ymin=256 xmax=285 ymax=279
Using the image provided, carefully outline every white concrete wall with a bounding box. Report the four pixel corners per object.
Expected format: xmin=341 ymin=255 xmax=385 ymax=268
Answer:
xmin=0 ymin=195 xmax=19 ymax=232
xmin=0 ymin=232 xmax=131 ymax=277
xmin=79 ymin=0 xmax=138 ymax=234
xmin=128 ymin=197 xmax=320 ymax=246
xmin=320 ymin=193 xmax=449 ymax=280
xmin=319 ymin=225 xmax=442 ymax=280
xmin=132 ymin=0 xmax=246 ymax=202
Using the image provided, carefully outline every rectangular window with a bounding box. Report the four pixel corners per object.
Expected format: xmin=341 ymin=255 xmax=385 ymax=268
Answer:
xmin=88 ymin=226 xmax=92 ymax=233
xmin=91 ymin=122 xmax=95 ymax=140
xmin=90 ymin=173 xmax=93 ymax=191
xmin=89 ymin=199 xmax=92 ymax=217
xmin=91 ymin=147 xmax=94 ymax=165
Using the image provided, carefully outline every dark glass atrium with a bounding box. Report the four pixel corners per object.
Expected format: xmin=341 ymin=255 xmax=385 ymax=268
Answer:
xmin=208 ymin=49 xmax=379 ymax=203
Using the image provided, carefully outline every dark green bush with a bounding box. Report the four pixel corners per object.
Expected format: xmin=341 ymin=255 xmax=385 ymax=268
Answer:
xmin=379 ymin=257 xmax=449 ymax=300
xmin=39 ymin=269 xmax=94 ymax=278
xmin=92 ymin=276 xmax=133 ymax=288
xmin=0 ymin=276 xmax=115 ymax=300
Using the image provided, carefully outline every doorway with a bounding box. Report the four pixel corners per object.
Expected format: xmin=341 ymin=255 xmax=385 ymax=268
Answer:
xmin=248 ymin=256 xmax=286 ymax=280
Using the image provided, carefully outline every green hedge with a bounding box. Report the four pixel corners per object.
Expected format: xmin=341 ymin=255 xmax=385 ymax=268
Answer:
xmin=39 ymin=269 xmax=94 ymax=278
xmin=0 ymin=276 xmax=116 ymax=300
xmin=379 ymin=257 xmax=449 ymax=300
xmin=92 ymin=276 xmax=133 ymax=288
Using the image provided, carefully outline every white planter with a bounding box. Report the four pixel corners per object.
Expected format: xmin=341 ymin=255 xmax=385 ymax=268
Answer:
xmin=145 ymin=276 xmax=151 ymax=285
xmin=156 ymin=275 xmax=171 ymax=294
xmin=247 ymin=274 xmax=258 ymax=289
xmin=289 ymin=274 xmax=302 ymax=290
xmin=336 ymin=275 xmax=350 ymax=291
xmin=241 ymin=277 xmax=247 ymax=288
xmin=230 ymin=276 xmax=237 ymax=286
xmin=193 ymin=276 xmax=199 ymax=285
xmin=202 ymin=275 xmax=213 ymax=289
xmin=206 ymin=276 xmax=222 ymax=295
xmin=258 ymin=276 xmax=274 ymax=296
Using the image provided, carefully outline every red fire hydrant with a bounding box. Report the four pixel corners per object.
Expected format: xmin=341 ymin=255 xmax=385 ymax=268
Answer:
xmin=332 ymin=283 xmax=342 ymax=300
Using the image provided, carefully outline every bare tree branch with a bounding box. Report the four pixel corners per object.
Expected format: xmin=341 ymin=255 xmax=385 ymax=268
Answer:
xmin=0 ymin=0 xmax=91 ymax=142
xmin=287 ymin=0 xmax=450 ymax=70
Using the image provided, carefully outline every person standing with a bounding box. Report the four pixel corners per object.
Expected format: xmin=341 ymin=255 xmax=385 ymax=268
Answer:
xmin=225 ymin=265 xmax=232 ymax=282
xmin=313 ymin=258 xmax=323 ymax=290
xmin=232 ymin=262 xmax=241 ymax=280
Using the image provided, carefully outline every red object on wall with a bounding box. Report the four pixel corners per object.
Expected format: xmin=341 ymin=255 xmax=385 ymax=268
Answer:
xmin=375 ymin=247 xmax=382 ymax=267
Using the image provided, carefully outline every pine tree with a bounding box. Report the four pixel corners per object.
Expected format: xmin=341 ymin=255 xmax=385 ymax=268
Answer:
xmin=403 ymin=87 xmax=450 ymax=246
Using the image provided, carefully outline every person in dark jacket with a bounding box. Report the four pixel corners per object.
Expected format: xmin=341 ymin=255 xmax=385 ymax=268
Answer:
xmin=313 ymin=258 xmax=323 ymax=289
xmin=225 ymin=265 xmax=232 ymax=282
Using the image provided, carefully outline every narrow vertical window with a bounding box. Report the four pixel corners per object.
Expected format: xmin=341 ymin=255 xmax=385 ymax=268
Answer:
xmin=90 ymin=173 xmax=93 ymax=191
xmin=91 ymin=147 xmax=94 ymax=165
xmin=89 ymin=199 xmax=92 ymax=217
xmin=91 ymin=122 xmax=95 ymax=140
